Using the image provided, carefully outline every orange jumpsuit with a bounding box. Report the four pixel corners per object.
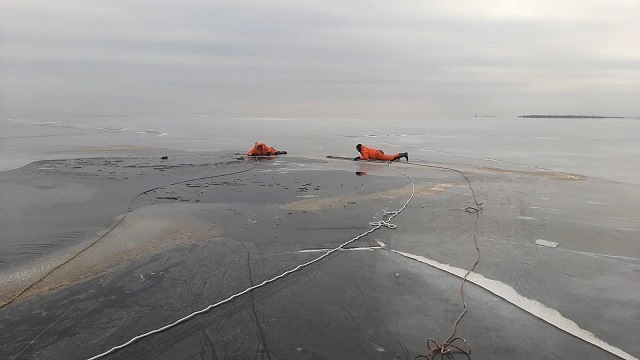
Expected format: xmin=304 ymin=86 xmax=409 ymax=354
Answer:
xmin=357 ymin=145 xmax=399 ymax=161
xmin=248 ymin=142 xmax=279 ymax=156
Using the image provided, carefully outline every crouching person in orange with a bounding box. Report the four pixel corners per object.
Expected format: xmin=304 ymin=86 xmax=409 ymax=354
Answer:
xmin=354 ymin=144 xmax=408 ymax=161
xmin=248 ymin=142 xmax=287 ymax=156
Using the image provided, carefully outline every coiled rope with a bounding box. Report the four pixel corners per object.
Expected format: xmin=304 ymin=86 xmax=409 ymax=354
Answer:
xmin=87 ymin=162 xmax=416 ymax=359
xmin=0 ymin=164 xmax=257 ymax=309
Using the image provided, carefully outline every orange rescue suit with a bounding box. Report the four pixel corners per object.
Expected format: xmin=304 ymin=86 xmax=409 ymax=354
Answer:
xmin=248 ymin=142 xmax=278 ymax=156
xmin=357 ymin=145 xmax=398 ymax=161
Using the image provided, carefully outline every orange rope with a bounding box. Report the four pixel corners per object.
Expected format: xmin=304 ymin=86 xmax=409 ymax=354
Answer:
xmin=408 ymin=161 xmax=482 ymax=360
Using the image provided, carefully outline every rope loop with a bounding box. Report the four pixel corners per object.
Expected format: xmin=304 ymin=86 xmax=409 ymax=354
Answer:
xmin=427 ymin=336 xmax=471 ymax=358
xmin=369 ymin=210 xmax=400 ymax=229
xmin=413 ymin=336 xmax=471 ymax=360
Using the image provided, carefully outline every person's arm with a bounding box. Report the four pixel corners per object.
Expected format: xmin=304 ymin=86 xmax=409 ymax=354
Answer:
xmin=267 ymin=145 xmax=280 ymax=156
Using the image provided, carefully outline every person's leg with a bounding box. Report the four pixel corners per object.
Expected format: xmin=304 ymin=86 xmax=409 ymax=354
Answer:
xmin=377 ymin=152 xmax=398 ymax=161
xmin=387 ymin=153 xmax=408 ymax=161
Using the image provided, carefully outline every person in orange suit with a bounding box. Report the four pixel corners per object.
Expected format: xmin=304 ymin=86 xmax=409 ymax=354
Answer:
xmin=247 ymin=142 xmax=287 ymax=156
xmin=354 ymin=144 xmax=408 ymax=161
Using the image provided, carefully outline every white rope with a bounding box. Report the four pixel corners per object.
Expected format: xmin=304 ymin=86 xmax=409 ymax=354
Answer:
xmin=88 ymin=163 xmax=415 ymax=359
xmin=369 ymin=165 xmax=414 ymax=229
xmin=369 ymin=210 xmax=400 ymax=229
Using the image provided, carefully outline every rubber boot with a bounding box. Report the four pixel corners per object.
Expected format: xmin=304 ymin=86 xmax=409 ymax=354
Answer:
xmin=401 ymin=152 xmax=409 ymax=161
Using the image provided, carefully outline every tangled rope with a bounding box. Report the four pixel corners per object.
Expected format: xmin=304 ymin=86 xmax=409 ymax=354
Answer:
xmin=0 ymin=164 xmax=257 ymax=309
xmin=87 ymin=162 xmax=415 ymax=359
xmin=370 ymin=210 xmax=399 ymax=229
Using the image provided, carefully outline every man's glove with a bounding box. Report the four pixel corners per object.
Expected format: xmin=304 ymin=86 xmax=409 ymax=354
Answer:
xmin=353 ymin=156 xmax=360 ymax=161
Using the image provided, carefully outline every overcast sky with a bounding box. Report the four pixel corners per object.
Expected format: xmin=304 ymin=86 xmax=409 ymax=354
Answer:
xmin=1 ymin=0 xmax=638 ymax=117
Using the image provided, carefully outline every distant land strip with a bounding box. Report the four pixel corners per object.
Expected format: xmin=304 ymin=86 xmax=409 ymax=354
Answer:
xmin=518 ymin=115 xmax=626 ymax=119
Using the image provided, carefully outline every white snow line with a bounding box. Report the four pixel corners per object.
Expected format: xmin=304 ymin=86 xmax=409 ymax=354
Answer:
xmin=298 ymin=246 xmax=383 ymax=253
xmin=388 ymin=249 xmax=637 ymax=360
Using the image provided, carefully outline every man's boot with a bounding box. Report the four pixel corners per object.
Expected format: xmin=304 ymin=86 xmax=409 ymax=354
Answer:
xmin=401 ymin=152 xmax=409 ymax=161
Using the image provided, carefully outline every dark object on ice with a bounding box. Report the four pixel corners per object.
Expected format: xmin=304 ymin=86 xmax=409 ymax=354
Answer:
xmin=354 ymin=144 xmax=408 ymax=162
xmin=326 ymin=155 xmax=356 ymax=160
xmin=161 ymin=156 xmax=168 ymax=160
xmin=355 ymin=171 xmax=367 ymax=176
xmin=156 ymin=196 xmax=180 ymax=200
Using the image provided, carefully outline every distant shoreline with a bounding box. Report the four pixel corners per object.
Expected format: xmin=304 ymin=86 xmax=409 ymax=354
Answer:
xmin=518 ymin=115 xmax=626 ymax=119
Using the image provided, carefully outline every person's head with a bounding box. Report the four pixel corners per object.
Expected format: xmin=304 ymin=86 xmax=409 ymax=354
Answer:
xmin=356 ymin=144 xmax=362 ymax=152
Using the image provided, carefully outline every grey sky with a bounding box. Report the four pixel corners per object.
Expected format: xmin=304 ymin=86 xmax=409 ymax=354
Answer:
xmin=1 ymin=0 xmax=639 ymax=117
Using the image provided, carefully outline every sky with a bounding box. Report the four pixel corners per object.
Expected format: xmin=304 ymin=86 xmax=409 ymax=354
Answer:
xmin=1 ymin=0 xmax=639 ymax=118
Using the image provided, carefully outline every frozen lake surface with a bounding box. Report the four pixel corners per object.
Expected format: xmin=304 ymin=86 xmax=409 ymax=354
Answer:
xmin=2 ymin=115 xmax=639 ymax=184
xmin=0 ymin=115 xmax=638 ymax=359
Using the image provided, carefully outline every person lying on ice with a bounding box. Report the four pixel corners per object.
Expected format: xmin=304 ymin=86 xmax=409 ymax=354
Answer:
xmin=353 ymin=144 xmax=408 ymax=161
xmin=247 ymin=142 xmax=287 ymax=156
